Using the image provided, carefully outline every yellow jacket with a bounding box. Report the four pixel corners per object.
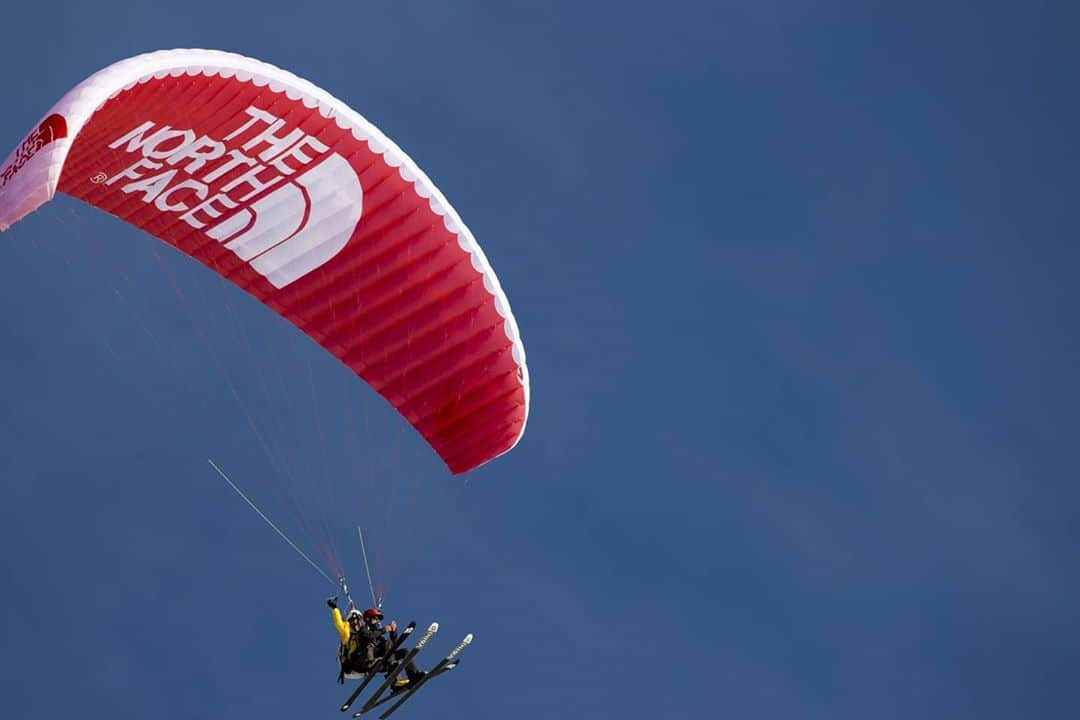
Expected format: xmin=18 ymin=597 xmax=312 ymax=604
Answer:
xmin=332 ymin=607 xmax=351 ymax=645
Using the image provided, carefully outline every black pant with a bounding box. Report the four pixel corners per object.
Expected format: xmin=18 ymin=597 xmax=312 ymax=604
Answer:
xmin=385 ymin=648 xmax=423 ymax=679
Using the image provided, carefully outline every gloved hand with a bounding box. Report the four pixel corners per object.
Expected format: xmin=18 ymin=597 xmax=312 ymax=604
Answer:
xmin=327 ymin=596 xmax=338 ymax=609
xmin=387 ymin=620 xmax=397 ymax=633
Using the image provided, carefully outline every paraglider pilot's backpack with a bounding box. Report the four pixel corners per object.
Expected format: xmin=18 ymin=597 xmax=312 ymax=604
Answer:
xmin=337 ymin=640 xmax=376 ymax=683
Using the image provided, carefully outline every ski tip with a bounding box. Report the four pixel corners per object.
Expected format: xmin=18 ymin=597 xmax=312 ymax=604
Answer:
xmin=463 ymin=633 xmax=473 ymax=644
xmin=428 ymin=622 xmax=439 ymax=632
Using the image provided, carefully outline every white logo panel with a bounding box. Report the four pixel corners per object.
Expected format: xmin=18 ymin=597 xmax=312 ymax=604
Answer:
xmin=249 ymin=154 xmax=363 ymax=289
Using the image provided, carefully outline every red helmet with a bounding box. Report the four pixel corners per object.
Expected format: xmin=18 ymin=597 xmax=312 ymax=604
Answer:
xmin=362 ymin=608 xmax=384 ymax=620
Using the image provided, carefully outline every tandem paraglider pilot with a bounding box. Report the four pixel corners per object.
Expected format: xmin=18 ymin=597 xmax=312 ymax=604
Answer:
xmin=329 ymin=597 xmax=426 ymax=689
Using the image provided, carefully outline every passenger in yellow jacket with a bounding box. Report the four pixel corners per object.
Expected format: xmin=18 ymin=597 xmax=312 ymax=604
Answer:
xmin=329 ymin=597 xmax=425 ymax=687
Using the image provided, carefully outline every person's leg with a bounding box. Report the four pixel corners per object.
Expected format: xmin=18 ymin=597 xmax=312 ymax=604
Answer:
xmin=385 ymin=648 xmax=425 ymax=681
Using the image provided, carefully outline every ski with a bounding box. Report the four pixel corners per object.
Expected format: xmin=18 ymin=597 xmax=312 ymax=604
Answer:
xmin=356 ymin=659 xmax=461 ymax=715
xmin=356 ymin=622 xmax=440 ymax=715
xmin=340 ymin=622 xmax=417 ymax=712
xmin=374 ymin=633 xmax=473 ymax=720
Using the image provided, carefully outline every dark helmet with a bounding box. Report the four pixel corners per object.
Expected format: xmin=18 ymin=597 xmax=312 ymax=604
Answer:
xmin=362 ymin=608 xmax=384 ymax=621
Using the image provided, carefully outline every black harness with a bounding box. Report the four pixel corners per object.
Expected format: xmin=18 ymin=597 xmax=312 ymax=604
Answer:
xmin=337 ymin=622 xmax=385 ymax=683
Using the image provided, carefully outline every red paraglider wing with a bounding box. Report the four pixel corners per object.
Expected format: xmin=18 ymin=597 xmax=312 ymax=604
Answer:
xmin=0 ymin=50 xmax=529 ymax=474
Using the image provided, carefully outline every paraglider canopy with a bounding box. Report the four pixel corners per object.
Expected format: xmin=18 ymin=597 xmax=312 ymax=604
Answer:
xmin=0 ymin=49 xmax=529 ymax=474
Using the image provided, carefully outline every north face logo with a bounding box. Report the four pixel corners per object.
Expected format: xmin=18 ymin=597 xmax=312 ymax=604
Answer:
xmin=1 ymin=114 xmax=68 ymax=189
xmin=104 ymin=106 xmax=363 ymax=288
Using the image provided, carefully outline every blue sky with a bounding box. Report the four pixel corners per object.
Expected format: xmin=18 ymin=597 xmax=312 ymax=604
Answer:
xmin=1 ymin=2 xmax=1078 ymax=719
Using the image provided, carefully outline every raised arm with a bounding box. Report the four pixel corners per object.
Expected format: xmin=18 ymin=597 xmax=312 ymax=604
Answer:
xmin=328 ymin=597 xmax=350 ymax=644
